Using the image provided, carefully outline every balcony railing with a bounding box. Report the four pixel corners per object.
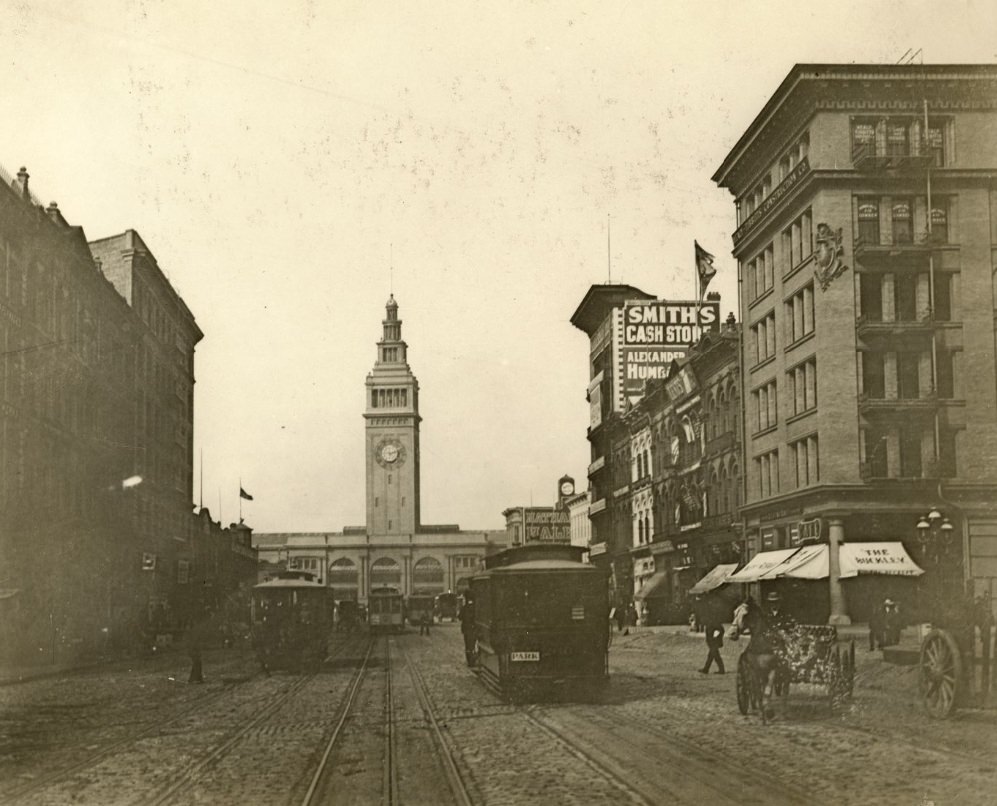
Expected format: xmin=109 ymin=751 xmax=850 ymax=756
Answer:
xmin=852 ymin=143 xmax=933 ymax=171
xmin=858 ymin=391 xmax=940 ymax=414
xmin=855 ymin=311 xmax=937 ymax=338
xmin=704 ymin=430 xmax=735 ymax=456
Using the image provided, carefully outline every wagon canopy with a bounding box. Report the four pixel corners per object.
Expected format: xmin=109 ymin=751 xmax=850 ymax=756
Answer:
xmin=688 ymin=563 xmax=739 ymax=595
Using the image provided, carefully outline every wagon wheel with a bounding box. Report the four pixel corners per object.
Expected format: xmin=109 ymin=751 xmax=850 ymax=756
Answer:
xmin=736 ymin=652 xmax=753 ymax=715
xmin=919 ymin=629 xmax=963 ymax=719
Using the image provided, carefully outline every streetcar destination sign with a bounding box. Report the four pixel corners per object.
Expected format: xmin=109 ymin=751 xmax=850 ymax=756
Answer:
xmin=511 ymin=651 xmax=540 ymax=662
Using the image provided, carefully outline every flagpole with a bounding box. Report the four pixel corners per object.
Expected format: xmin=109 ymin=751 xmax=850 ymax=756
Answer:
xmin=199 ymin=449 xmax=203 ymax=510
xmin=695 ymin=241 xmax=702 ymax=341
xmin=239 ymin=477 xmax=243 ymax=523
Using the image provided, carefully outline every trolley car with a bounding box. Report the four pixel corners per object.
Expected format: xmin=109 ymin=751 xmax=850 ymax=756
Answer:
xmin=251 ymin=571 xmax=332 ymax=672
xmin=470 ymin=543 xmax=609 ymax=701
xmin=369 ymin=586 xmax=405 ymax=633
xmin=405 ymin=594 xmax=435 ymax=626
xmin=434 ymin=592 xmax=458 ymax=621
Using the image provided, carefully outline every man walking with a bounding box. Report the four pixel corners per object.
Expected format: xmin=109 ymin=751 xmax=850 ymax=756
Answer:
xmin=699 ymin=597 xmax=725 ymax=674
xmin=419 ymin=609 xmax=432 ymax=636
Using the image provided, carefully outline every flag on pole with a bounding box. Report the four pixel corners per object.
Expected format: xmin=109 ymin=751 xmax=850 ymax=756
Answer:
xmin=695 ymin=241 xmax=716 ymax=298
xmin=239 ymin=487 xmax=254 ymax=501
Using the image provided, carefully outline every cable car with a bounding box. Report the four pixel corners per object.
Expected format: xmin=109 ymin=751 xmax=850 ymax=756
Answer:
xmin=368 ymin=586 xmax=405 ymax=633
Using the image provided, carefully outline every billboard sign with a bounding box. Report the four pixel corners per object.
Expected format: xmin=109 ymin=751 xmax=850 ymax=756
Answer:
xmin=523 ymin=508 xmax=571 ymax=543
xmin=620 ymin=300 xmax=719 ymax=395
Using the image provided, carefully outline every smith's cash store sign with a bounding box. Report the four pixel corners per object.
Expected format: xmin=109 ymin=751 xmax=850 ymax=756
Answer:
xmin=620 ymin=300 xmax=719 ymax=395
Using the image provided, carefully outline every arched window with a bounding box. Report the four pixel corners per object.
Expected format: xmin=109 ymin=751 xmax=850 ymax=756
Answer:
xmin=370 ymin=556 xmax=401 ymax=590
xmin=328 ymin=557 xmax=359 ymax=602
xmin=412 ymin=557 xmax=445 ymax=594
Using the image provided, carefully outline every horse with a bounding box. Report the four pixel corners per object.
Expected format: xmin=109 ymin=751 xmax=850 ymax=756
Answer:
xmin=734 ymin=600 xmax=790 ymax=724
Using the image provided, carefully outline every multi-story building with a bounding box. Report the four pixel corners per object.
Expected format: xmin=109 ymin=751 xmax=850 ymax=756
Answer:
xmin=0 ymin=166 xmax=202 ymax=663
xmin=712 ymin=64 xmax=997 ymax=621
xmin=254 ymin=296 xmax=505 ymax=602
xmin=572 ymin=284 xmax=741 ymax=620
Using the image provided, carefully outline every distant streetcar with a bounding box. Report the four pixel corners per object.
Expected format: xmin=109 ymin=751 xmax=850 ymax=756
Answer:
xmin=405 ymin=594 xmax=435 ymax=626
xmin=368 ymin=587 xmax=405 ymax=633
xmin=470 ymin=543 xmax=609 ymax=701
xmin=251 ymin=571 xmax=332 ymax=672
xmin=434 ymin=592 xmax=458 ymax=622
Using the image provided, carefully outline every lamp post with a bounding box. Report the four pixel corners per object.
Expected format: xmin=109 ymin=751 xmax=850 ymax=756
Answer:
xmin=915 ymin=508 xmax=957 ymax=626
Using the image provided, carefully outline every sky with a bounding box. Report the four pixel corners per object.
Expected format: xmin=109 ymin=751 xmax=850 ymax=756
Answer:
xmin=3 ymin=1 xmax=995 ymax=533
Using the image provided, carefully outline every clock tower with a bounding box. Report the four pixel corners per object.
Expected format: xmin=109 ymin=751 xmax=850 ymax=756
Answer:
xmin=364 ymin=295 xmax=420 ymax=534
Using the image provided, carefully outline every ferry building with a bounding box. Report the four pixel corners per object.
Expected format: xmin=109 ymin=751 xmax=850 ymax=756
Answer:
xmin=254 ymin=296 xmax=505 ymax=603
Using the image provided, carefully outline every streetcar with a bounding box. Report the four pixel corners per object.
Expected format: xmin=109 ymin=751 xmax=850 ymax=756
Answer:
xmin=405 ymin=594 xmax=435 ymax=626
xmin=251 ymin=571 xmax=333 ymax=672
xmin=470 ymin=543 xmax=610 ymax=701
xmin=368 ymin=586 xmax=405 ymax=633
xmin=434 ymin=592 xmax=458 ymax=621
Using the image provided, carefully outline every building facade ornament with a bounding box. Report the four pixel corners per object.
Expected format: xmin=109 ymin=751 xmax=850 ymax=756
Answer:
xmin=813 ymin=222 xmax=848 ymax=291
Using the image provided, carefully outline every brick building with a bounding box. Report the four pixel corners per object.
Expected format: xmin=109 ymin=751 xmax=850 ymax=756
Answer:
xmin=0 ymin=166 xmax=203 ymax=663
xmin=712 ymin=64 xmax=997 ymax=621
xmin=572 ymin=286 xmax=741 ymax=621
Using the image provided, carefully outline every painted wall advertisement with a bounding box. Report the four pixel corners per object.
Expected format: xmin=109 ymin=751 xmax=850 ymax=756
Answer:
xmin=523 ymin=508 xmax=571 ymax=543
xmin=620 ymin=300 xmax=720 ymax=396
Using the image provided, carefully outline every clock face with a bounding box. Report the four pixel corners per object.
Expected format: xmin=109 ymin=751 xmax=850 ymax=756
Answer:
xmin=375 ymin=438 xmax=406 ymax=468
xmin=560 ymin=481 xmax=574 ymax=496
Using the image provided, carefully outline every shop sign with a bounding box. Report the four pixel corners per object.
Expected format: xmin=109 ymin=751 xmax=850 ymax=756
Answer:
xmin=798 ymin=518 xmax=823 ymax=543
xmin=761 ymin=528 xmax=777 ymax=550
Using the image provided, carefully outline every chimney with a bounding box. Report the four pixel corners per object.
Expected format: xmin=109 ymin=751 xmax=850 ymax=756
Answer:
xmin=15 ymin=167 xmax=29 ymax=200
xmin=45 ymin=201 xmax=63 ymax=225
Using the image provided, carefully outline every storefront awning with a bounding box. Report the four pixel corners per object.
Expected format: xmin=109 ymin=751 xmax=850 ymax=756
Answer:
xmin=840 ymin=542 xmax=924 ymax=577
xmin=751 ymin=542 xmax=924 ymax=580
xmin=688 ymin=563 xmax=739 ymax=595
xmin=727 ymin=549 xmax=799 ymax=583
xmin=634 ymin=571 xmax=669 ymax=599
xmin=769 ymin=544 xmax=828 ymax=579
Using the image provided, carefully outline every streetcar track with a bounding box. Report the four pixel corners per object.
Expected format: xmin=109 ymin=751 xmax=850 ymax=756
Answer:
xmin=4 ymin=667 xmax=265 ymax=804
xmin=299 ymin=636 xmax=376 ymax=806
xmin=520 ymin=709 xmax=653 ymax=806
xmin=399 ymin=639 xmax=476 ymax=806
xmin=383 ymin=638 xmax=399 ymax=806
xmin=556 ymin=703 xmax=818 ymax=806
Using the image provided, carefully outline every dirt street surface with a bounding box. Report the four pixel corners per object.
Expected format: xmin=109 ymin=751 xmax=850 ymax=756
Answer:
xmin=1 ymin=625 xmax=994 ymax=806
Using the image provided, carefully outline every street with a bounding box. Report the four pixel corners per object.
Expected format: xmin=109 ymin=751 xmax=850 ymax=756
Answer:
xmin=2 ymin=624 xmax=995 ymax=806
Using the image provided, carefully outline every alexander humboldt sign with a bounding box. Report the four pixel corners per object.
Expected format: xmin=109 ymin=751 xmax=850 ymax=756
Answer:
xmin=620 ymin=300 xmax=719 ymax=395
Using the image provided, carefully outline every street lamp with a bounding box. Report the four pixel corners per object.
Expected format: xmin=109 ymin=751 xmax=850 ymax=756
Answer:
xmin=914 ymin=509 xmax=958 ymax=625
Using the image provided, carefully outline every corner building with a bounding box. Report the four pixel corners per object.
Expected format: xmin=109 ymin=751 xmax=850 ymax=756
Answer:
xmin=254 ymin=296 xmax=504 ymax=603
xmin=712 ymin=64 xmax=997 ymax=620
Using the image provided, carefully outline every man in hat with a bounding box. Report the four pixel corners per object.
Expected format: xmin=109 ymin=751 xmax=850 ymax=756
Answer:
xmin=749 ymin=591 xmax=796 ymax=656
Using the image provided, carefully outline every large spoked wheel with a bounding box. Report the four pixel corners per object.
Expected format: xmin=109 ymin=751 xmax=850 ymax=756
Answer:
xmin=736 ymin=652 xmax=753 ymax=715
xmin=919 ymin=629 xmax=963 ymax=719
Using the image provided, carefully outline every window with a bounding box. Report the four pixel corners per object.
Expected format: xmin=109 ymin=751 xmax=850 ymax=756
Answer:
xmin=860 ymin=274 xmax=884 ymax=322
xmin=788 ymin=358 xmax=817 ymax=416
xmin=932 ymin=274 xmax=952 ymax=321
xmin=752 ymin=312 xmax=776 ymax=365
xmin=864 ymin=429 xmax=888 ymax=478
xmin=939 ymin=430 xmax=958 ymax=477
xmin=792 ymin=435 xmax=819 ymax=487
xmin=892 ymin=199 xmax=913 ymax=244
xmin=886 ymin=121 xmax=909 ymax=158
xmin=753 ymin=381 xmax=777 ymax=433
xmin=935 ymin=350 xmax=954 ymax=398
xmin=755 ymin=450 xmax=779 ymax=499
xmin=782 ymin=208 xmax=813 ymax=270
xmin=899 ymin=426 xmax=923 ymax=477
xmin=851 ymin=120 xmax=877 ymax=160
xmin=749 ymin=243 xmax=774 ymax=300
xmin=784 ymin=283 xmax=815 ymax=344
xmin=930 ymin=201 xmax=949 ymax=243
xmin=926 ymin=124 xmax=945 ymax=167
xmin=857 ymin=199 xmax=880 ymax=245
xmin=894 ymin=274 xmax=919 ymax=322
xmin=897 ymin=351 xmax=921 ymax=399
xmin=862 ymin=353 xmax=886 ymax=398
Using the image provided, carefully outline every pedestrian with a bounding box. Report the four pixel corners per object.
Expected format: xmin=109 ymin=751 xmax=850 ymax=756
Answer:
xmin=882 ymin=598 xmax=901 ymax=646
xmin=699 ymin=598 xmax=725 ymax=674
xmin=459 ymin=594 xmax=477 ymax=666
xmin=614 ymin=606 xmax=625 ymax=633
xmin=186 ymin=615 xmax=209 ymax=684
xmin=419 ymin=609 xmax=432 ymax=636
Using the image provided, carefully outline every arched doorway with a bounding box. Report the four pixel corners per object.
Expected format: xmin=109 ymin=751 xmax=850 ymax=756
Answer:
xmin=328 ymin=558 xmax=359 ymax=602
xmin=412 ymin=557 xmax=445 ymax=595
xmin=370 ymin=557 xmax=402 ymax=591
